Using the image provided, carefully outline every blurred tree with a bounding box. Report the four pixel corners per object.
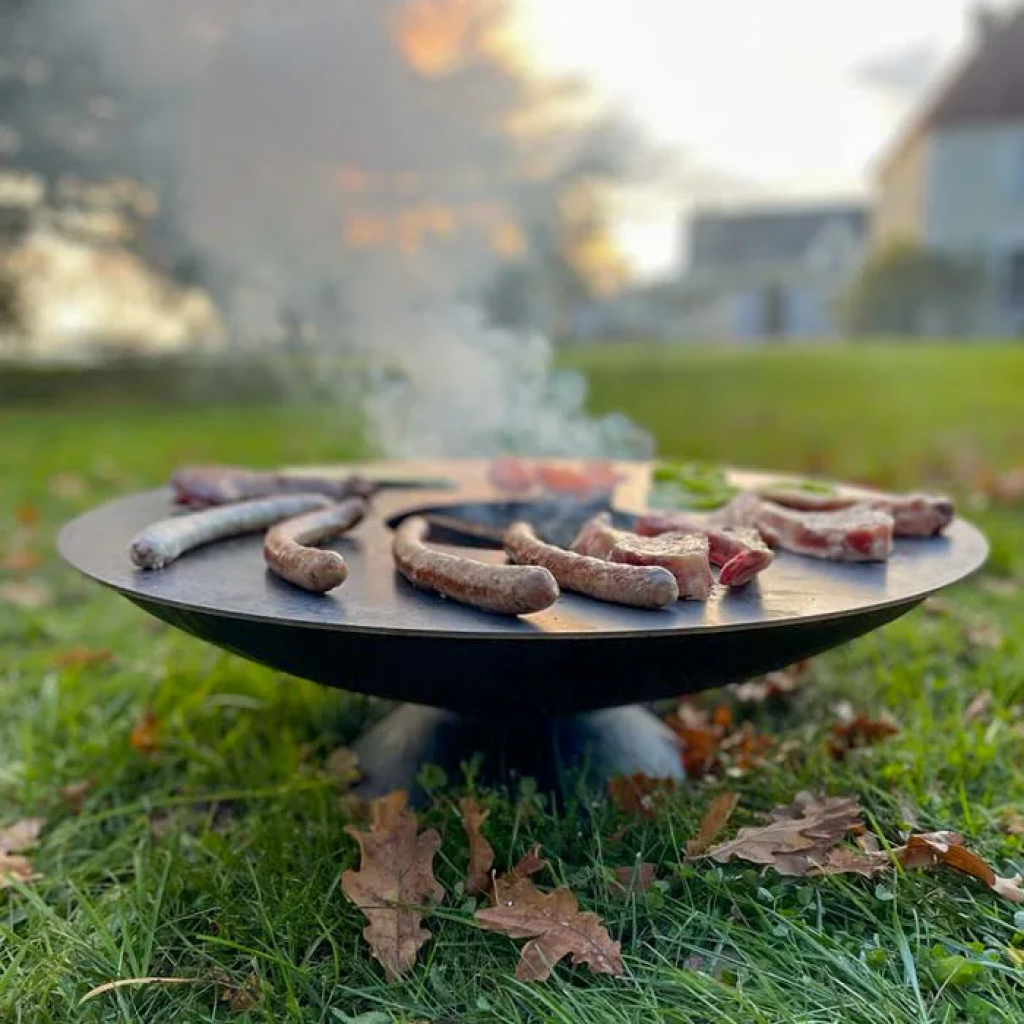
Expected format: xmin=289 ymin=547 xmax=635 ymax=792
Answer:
xmin=842 ymin=241 xmax=984 ymax=336
xmin=1 ymin=0 xmax=655 ymax=337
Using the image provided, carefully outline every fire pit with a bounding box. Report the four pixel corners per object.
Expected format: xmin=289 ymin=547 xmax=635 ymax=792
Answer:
xmin=58 ymin=459 xmax=987 ymax=798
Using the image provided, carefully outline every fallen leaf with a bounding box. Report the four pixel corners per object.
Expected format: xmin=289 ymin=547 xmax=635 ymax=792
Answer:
xmin=980 ymin=577 xmax=1020 ymax=598
xmin=804 ymin=846 xmax=889 ymax=878
xmin=856 ymin=831 xmax=881 ymax=854
xmin=53 ymin=647 xmax=113 ymax=670
xmin=60 ymin=779 xmax=94 ymax=814
xmin=720 ymin=723 xmax=774 ymax=774
xmin=923 ymin=596 xmax=955 ymax=617
xmin=341 ymin=791 xmax=445 ymax=980
xmin=733 ymin=662 xmax=808 ymax=703
xmin=965 ymin=619 xmax=1003 ymax=650
xmin=476 ymin=875 xmax=623 ymax=982
xmin=213 ymin=971 xmax=261 ymax=1013
xmin=0 ymin=580 xmax=52 ymax=610
xmin=706 ymin=792 xmax=863 ymax=877
xmin=2 ymin=549 xmax=41 ymax=573
xmin=686 ymin=791 xmax=739 ymax=859
xmin=15 ymin=504 xmax=40 ymax=526
xmin=607 ymin=774 xmax=677 ymax=819
xmin=675 ymin=725 xmax=721 ymax=777
xmin=323 ymin=747 xmax=361 ymax=788
xmin=148 ymin=802 xmax=233 ymax=838
xmin=896 ymin=832 xmax=1023 ymax=903
xmin=458 ymin=796 xmax=494 ymax=896
xmin=48 ymin=472 xmax=88 ymax=500
xmin=0 ymin=817 xmax=44 ymax=889
xmin=129 ymin=710 xmax=162 ymax=756
xmin=492 ymin=844 xmax=547 ymax=900
xmin=828 ymin=715 xmax=900 ymax=759
xmin=963 ymin=690 xmax=993 ymax=724
xmin=610 ymin=862 xmax=656 ymax=897
xmin=991 ymin=468 xmax=1024 ymax=505
xmin=1000 ymin=810 xmax=1024 ymax=836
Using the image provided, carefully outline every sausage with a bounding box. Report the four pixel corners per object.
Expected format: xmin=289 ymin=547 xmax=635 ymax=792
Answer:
xmin=129 ymin=494 xmax=332 ymax=569
xmin=504 ymin=522 xmax=679 ymax=609
xmin=170 ymin=465 xmax=377 ymax=507
xmin=263 ymin=497 xmax=367 ymax=593
xmin=393 ymin=517 xmax=559 ymax=616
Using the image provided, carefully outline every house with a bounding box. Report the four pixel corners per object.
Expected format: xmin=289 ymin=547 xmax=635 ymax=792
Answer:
xmin=676 ymin=204 xmax=867 ymax=341
xmin=872 ymin=5 xmax=1024 ymax=335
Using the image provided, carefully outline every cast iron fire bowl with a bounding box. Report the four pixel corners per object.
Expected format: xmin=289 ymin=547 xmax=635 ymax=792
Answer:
xmin=59 ymin=460 xmax=987 ymax=796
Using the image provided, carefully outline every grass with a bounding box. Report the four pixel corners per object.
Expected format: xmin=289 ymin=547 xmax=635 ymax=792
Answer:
xmin=1 ymin=343 xmax=1022 ymax=1022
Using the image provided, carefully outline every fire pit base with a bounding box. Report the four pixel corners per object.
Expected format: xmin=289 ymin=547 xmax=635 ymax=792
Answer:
xmin=353 ymin=702 xmax=685 ymax=802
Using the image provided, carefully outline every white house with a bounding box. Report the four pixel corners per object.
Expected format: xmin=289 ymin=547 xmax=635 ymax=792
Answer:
xmin=676 ymin=204 xmax=867 ymax=341
xmin=872 ymin=5 xmax=1024 ymax=336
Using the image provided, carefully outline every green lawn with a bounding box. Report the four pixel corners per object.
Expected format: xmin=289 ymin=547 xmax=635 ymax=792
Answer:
xmin=1 ymin=344 xmax=1022 ymax=1022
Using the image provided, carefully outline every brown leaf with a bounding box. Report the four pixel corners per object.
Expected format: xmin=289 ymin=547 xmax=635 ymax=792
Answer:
xmin=476 ymin=879 xmax=623 ymax=982
xmin=720 ymin=723 xmax=774 ymax=774
xmin=980 ymin=577 xmax=1020 ymax=598
xmin=707 ymin=793 xmax=863 ymax=876
xmin=965 ymin=619 xmax=1004 ymax=650
xmin=0 ymin=580 xmax=52 ymax=610
xmin=733 ymin=662 xmax=808 ymax=703
xmin=53 ymin=647 xmax=113 ymax=670
xmin=828 ymin=716 xmax=899 ymax=759
xmin=610 ymin=862 xmax=656 ymax=898
xmin=323 ymin=747 xmax=361 ymax=788
xmin=341 ymin=791 xmax=445 ymax=980
xmin=895 ymin=832 xmax=1024 ymax=903
xmin=492 ymin=844 xmax=548 ymax=901
xmin=607 ymin=774 xmax=676 ymax=819
xmin=1001 ymin=810 xmax=1024 ymax=836
xmin=0 ymin=817 xmax=44 ymax=889
xmin=48 ymin=472 xmax=88 ymax=500
xmin=0 ymin=817 xmax=43 ymax=852
xmin=686 ymin=791 xmax=739 ymax=859
xmin=2 ymin=549 xmax=41 ymax=573
xmin=15 ymin=504 xmax=40 ymax=526
xmin=805 ymin=846 xmax=889 ymax=878
xmin=60 ymin=779 xmax=94 ymax=814
xmin=458 ymin=797 xmax=494 ymax=896
xmin=129 ymin=710 xmax=162 ymax=756
xmin=213 ymin=971 xmax=261 ymax=1013
xmin=963 ymin=690 xmax=993 ymax=724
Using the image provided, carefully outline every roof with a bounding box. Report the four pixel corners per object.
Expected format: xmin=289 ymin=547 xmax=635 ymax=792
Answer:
xmin=879 ymin=8 xmax=1024 ymax=175
xmin=688 ymin=204 xmax=868 ymax=269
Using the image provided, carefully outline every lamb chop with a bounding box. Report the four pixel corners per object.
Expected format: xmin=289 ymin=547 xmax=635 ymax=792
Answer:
xmin=570 ymin=513 xmax=713 ymax=599
xmin=756 ymin=483 xmax=954 ymax=537
xmin=634 ymin=511 xmax=774 ymax=586
xmin=714 ymin=493 xmax=895 ymax=562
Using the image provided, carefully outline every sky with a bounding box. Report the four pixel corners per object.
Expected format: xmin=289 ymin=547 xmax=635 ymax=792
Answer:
xmin=520 ymin=0 xmax=1018 ymax=273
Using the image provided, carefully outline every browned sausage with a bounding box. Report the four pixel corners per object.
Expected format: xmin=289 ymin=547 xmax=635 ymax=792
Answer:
xmin=263 ymin=497 xmax=368 ymax=593
xmin=504 ymin=522 xmax=679 ymax=609
xmin=393 ymin=517 xmax=559 ymax=615
xmin=129 ymin=494 xmax=333 ymax=569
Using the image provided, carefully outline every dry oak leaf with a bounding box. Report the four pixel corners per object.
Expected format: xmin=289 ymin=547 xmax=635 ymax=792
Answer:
xmin=896 ymin=831 xmax=1023 ymax=904
xmin=212 ymin=970 xmax=262 ymax=1013
xmin=323 ymin=747 xmax=361 ymax=788
xmin=607 ymin=774 xmax=676 ymax=819
xmin=491 ymin=844 xmax=548 ymax=902
xmin=686 ymin=791 xmax=739 ymax=860
xmin=59 ymin=779 xmax=95 ymax=815
xmin=129 ymin=710 xmax=162 ymax=756
xmin=53 ymin=647 xmax=114 ymax=670
xmin=476 ymin=876 xmax=624 ymax=982
xmin=610 ymin=862 xmax=656 ymax=898
xmin=828 ymin=715 xmax=899 ymax=759
xmin=341 ymin=790 xmax=445 ymax=980
xmin=1001 ymin=810 xmax=1024 ymax=836
xmin=458 ymin=796 xmax=494 ymax=896
xmin=2 ymin=549 xmax=42 ymax=573
xmin=0 ymin=580 xmax=52 ymax=610
xmin=707 ymin=792 xmax=864 ymax=876
xmin=0 ymin=817 xmax=44 ymax=889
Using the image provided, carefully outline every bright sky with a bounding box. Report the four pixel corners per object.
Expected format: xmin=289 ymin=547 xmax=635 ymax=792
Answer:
xmin=521 ymin=0 xmax=1014 ymax=273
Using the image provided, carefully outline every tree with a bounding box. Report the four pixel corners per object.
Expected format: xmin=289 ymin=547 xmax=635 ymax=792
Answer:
xmin=842 ymin=240 xmax=983 ymax=336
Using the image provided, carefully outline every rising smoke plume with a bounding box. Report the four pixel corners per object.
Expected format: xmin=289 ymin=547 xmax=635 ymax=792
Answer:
xmin=21 ymin=0 xmax=655 ymax=458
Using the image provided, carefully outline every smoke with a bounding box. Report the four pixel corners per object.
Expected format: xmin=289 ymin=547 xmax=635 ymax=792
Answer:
xmin=41 ymin=0 xmax=655 ymax=459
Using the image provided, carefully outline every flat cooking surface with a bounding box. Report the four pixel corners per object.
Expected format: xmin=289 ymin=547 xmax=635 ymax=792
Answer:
xmin=59 ymin=459 xmax=988 ymax=639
